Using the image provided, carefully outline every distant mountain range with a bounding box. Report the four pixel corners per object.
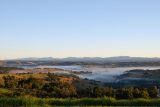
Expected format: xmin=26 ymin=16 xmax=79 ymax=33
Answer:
xmin=9 ymin=56 xmax=160 ymax=62
xmin=1 ymin=56 xmax=160 ymax=67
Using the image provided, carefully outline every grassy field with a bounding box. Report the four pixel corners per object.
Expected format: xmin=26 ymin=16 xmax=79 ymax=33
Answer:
xmin=0 ymin=96 xmax=160 ymax=107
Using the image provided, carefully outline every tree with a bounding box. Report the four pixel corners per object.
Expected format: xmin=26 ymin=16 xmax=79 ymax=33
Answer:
xmin=103 ymin=87 xmax=115 ymax=98
xmin=148 ymin=86 xmax=158 ymax=98
xmin=93 ymin=87 xmax=103 ymax=97
xmin=141 ymin=88 xmax=149 ymax=99
xmin=116 ymin=88 xmax=133 ymax=99
xmin=3 ymin=75 xmax=18 ymax=88
xmin=42 ymin=79 xmax=77 ymax=98
xmin=47 ymin=72 xmax=60 ymax=83
xmin=133 ymin=88 xmax=141 ymax=98
xmin=20 ymin=76 xmax=42 ymax=89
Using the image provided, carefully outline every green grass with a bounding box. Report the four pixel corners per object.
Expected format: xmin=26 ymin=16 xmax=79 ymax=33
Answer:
xmin=47 ymin=98 xmax=160 ymax=106
xmin=0 ymin=96 xmax=47 ymax=107
xmin=0 ymin=96 xmax=160 ymax=107
xmin=0 ymin=88 xmax=13 ymax=96
xmin=0 ymin=88 xmax=12 ymax=93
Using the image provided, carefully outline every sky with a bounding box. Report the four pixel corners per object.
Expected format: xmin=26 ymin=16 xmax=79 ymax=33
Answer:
xmin=0 ymin=0 xmax=160 ymax=59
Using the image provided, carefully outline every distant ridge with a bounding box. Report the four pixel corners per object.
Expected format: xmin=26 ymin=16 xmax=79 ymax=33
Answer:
xmin=8 ymin=56 xmax=160 ymax=62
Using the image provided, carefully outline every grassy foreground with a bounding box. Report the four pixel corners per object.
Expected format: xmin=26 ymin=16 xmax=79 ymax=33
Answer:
xmin=1 ymin=96 xmax=160 ymax=107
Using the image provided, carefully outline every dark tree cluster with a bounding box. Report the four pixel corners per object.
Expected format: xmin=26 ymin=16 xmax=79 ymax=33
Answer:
xmin=1 ymin=74 xmax=159 ymax=99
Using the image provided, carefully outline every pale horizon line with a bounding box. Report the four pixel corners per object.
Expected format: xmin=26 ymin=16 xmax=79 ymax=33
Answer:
xmin=2 ymin=55 xmax=160 ymax=60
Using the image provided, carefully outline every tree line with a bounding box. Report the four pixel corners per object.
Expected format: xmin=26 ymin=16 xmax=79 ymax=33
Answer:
xmin=1 ymin=73 xmax=159 ymax=99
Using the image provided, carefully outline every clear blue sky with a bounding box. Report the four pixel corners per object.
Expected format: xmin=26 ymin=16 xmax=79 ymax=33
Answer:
xmin=0 ymin=0 xmax=160 ymax=59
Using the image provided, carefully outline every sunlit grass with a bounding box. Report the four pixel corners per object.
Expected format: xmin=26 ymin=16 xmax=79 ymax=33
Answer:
xmin=0 ymin=96 xmax=160 ymax=107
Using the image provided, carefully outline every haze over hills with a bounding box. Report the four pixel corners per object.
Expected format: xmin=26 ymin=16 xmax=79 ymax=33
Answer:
xmin=9 ymin=56 xmax=160 ymax=62
xmin=1 ymin=56 xmax=160 ymax=67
